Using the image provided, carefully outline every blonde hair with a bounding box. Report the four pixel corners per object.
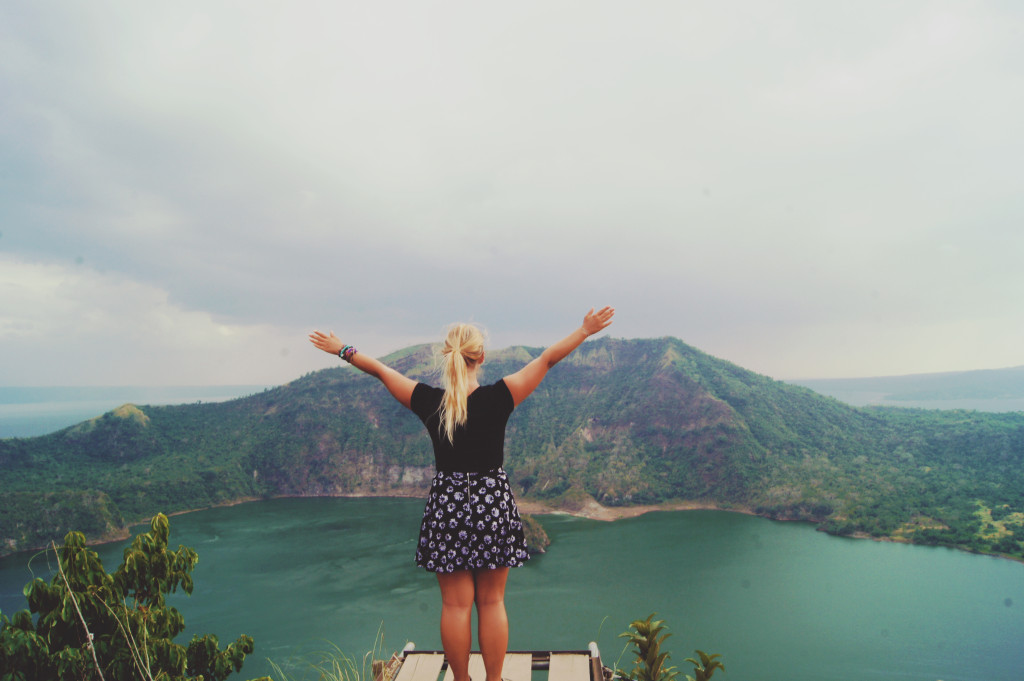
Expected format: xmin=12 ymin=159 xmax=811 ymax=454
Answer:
xmin=439 ymin=323 xmax=485 ymax=444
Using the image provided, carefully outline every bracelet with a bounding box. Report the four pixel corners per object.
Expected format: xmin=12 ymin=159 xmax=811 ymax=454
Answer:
xmin=339 ymin=345 xmax=358 ymax=363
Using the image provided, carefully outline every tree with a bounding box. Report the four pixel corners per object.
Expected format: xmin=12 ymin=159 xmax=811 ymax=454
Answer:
xmin=0 ymin=513 xmax=266 ymax=681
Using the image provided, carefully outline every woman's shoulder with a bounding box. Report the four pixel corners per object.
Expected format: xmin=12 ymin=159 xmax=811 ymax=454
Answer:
xmin=481 ymin=379 xmax=514 ymax=409
xmin=483 ymin=378 xmax=510 ymax=392
xmin=411 ymin=382 xmax=443 ymax=415
xmin=413 ymin=382 xmax=443 ymax=398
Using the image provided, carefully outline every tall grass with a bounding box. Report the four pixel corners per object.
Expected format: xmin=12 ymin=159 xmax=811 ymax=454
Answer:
xmin=267 ymin=623 xmax=396 ymax=681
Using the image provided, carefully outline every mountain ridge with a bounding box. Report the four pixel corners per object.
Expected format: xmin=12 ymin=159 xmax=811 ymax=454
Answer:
xmin=2 ymin=336 xmax=1023 ymax=559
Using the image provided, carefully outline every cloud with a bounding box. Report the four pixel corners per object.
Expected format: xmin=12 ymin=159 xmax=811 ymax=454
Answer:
xmin=0 ymin=256 xmax=315 ymax=385
xmin=1 ymin=1 xmax=1023 ymax=384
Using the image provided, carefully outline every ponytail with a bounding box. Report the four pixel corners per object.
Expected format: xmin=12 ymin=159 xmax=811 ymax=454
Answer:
xmin=439 ymin=323 xmax=485 ymax=444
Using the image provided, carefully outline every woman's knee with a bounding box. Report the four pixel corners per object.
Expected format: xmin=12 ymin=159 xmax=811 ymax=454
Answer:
xmin=475 ymin=592 xmax=505 ymax=609
xmin=473 ymin=567 xmax=509 ymax=607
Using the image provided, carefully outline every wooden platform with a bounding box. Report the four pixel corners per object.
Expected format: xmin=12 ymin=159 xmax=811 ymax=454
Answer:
xmin=390 ymin=645 xmax=603 ymax=681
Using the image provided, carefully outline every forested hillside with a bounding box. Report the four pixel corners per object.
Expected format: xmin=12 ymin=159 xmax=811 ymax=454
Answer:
xmin=3 ymin=337 xmax=1023 ymax=559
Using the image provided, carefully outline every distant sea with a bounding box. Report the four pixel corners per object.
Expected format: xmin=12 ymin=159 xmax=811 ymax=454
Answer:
xmin=0 ymin=386 xmax=269 ymax=439
xmin=788 ymin=382 xmax=1024 ymax=412
xmin=788 ymin=365 xmax=1024 ymax=412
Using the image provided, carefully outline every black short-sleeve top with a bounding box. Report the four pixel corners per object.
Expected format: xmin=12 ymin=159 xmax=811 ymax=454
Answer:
xmin=410 ymin=379 xmax=515 ymax=472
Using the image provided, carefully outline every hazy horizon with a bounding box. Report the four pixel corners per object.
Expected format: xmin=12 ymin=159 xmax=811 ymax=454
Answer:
xmin=4 ymin=336 xmax=1024 ymax=388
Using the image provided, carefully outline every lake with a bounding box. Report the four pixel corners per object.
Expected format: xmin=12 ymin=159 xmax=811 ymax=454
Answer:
xmin=2 ymin=498 xmax=1022 ymax=681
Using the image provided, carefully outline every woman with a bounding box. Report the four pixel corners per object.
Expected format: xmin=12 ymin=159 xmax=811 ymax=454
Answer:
xmin=309 ymin=306 xmax=615 ymax=681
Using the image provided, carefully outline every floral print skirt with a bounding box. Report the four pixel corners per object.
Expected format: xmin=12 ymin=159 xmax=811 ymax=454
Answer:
xmin=415 ymin=468 xmax=530 ymax=573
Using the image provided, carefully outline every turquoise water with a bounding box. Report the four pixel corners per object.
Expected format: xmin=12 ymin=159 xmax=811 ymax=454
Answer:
xmin=2 ymin=498 xmax=1022 ymax=681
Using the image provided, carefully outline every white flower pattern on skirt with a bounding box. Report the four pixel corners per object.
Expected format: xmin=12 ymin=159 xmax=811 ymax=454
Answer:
xmin=416 ymin=468 xmax=530 ymax=573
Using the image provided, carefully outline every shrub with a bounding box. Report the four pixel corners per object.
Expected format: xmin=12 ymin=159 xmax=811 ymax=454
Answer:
xmin=0 ymin=513 xmax=265 ymax=681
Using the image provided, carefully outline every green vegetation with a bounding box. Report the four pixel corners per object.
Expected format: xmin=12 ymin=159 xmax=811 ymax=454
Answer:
xmin=617 ymin=614 xmax=722 ymax=681
xmin=0 ymin=490 xmax=126 ymax=554
xmin=683 ymin=651 xmax=724 ymax=681
xmin=0 ymin=514 xmax=264 ymax=680
xmin=267 ymin=625 xmax=392 ymax=681
xmin=618 ymin=614 xmax=679 ymax=681
xmin=521 ymin=515 xmax=550 ymax=553
xmin=3 ymin=337 xmax=1024 ymax=560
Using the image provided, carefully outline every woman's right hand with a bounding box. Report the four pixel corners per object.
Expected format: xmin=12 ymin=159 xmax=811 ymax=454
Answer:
xmin=582 ymin=306 xmax=615 ymax=336
xmin=309 ymin=330 xmax=343 ymax=356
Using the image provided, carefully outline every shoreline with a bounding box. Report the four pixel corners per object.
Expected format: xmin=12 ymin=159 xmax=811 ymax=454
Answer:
xmin=10 ymin=494 xmax=756 ymax=557
xmin=7 ymin=493 xmax=1022 ymax=566
xmin=515 ymin=497 xmax=759 ymax=522
xmin=158 ymin=492 xmax=760 ymax=524
xmin=153 ymin=494 xmax=1024 ymax=565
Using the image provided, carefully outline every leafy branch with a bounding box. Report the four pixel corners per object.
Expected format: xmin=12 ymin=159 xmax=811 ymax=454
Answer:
xmin=684 ymin=650 xmax=724 ymax=681
xmin=617 ymin=614 xmax=723 ymax=681
xmin=617 ymin=614 xmax=678 ymax=681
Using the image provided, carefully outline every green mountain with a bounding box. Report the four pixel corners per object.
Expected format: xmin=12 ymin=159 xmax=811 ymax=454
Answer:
xmin=3 ymin=337 xmax=1023 ymax=559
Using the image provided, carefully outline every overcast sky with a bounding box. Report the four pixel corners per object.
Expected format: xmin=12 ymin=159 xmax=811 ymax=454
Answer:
xmin=2 ymin=1 xmax=1022 ymax=387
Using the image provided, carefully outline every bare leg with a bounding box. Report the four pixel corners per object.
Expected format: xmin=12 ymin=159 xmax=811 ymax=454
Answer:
xmin=474 ymin=567 xmax=510 ymax=681
xmin=437 ymin=570 xmax=475 ymax=681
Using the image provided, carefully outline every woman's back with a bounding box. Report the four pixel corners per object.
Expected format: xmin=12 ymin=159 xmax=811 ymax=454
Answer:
xmin=410 ymin=379 xmax=514 ymax=472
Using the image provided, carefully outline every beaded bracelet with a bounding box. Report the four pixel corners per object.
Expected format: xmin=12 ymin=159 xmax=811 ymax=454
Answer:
xmin=339 ymin=345 xmax=358 ymax=363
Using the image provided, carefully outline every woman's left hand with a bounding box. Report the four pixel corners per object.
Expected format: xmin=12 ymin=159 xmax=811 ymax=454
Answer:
xmin=309 ymin=330 xmax=343 ymax=356
xmin=582 ymin=306 xmax=615 ymax=336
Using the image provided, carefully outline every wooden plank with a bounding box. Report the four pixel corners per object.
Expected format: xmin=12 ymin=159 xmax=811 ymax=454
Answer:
xmin=504 ymin=652 xmax=532 ymax=681
xmin=441 ymin=654 xmax=476 ymax=681
xmin=395 ymin=654 xmax=446 ymax=681
xmin=441 ymin=652 xmax=534 ymax=681
xmin=467 ymin=654 xmax=488 ymax=681
xmin=548 ymin=654 xmax=591 ymax=681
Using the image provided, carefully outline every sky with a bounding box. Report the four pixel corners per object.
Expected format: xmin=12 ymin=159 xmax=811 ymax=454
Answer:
xmin=2 ymin=1 xmax=1022 ymax=387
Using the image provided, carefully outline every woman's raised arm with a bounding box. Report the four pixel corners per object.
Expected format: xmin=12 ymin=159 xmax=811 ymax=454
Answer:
xmin=309 ymin=330 xmax=417 ymax=409
xmin=503 ymin=306 xmax=615 ymax=407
